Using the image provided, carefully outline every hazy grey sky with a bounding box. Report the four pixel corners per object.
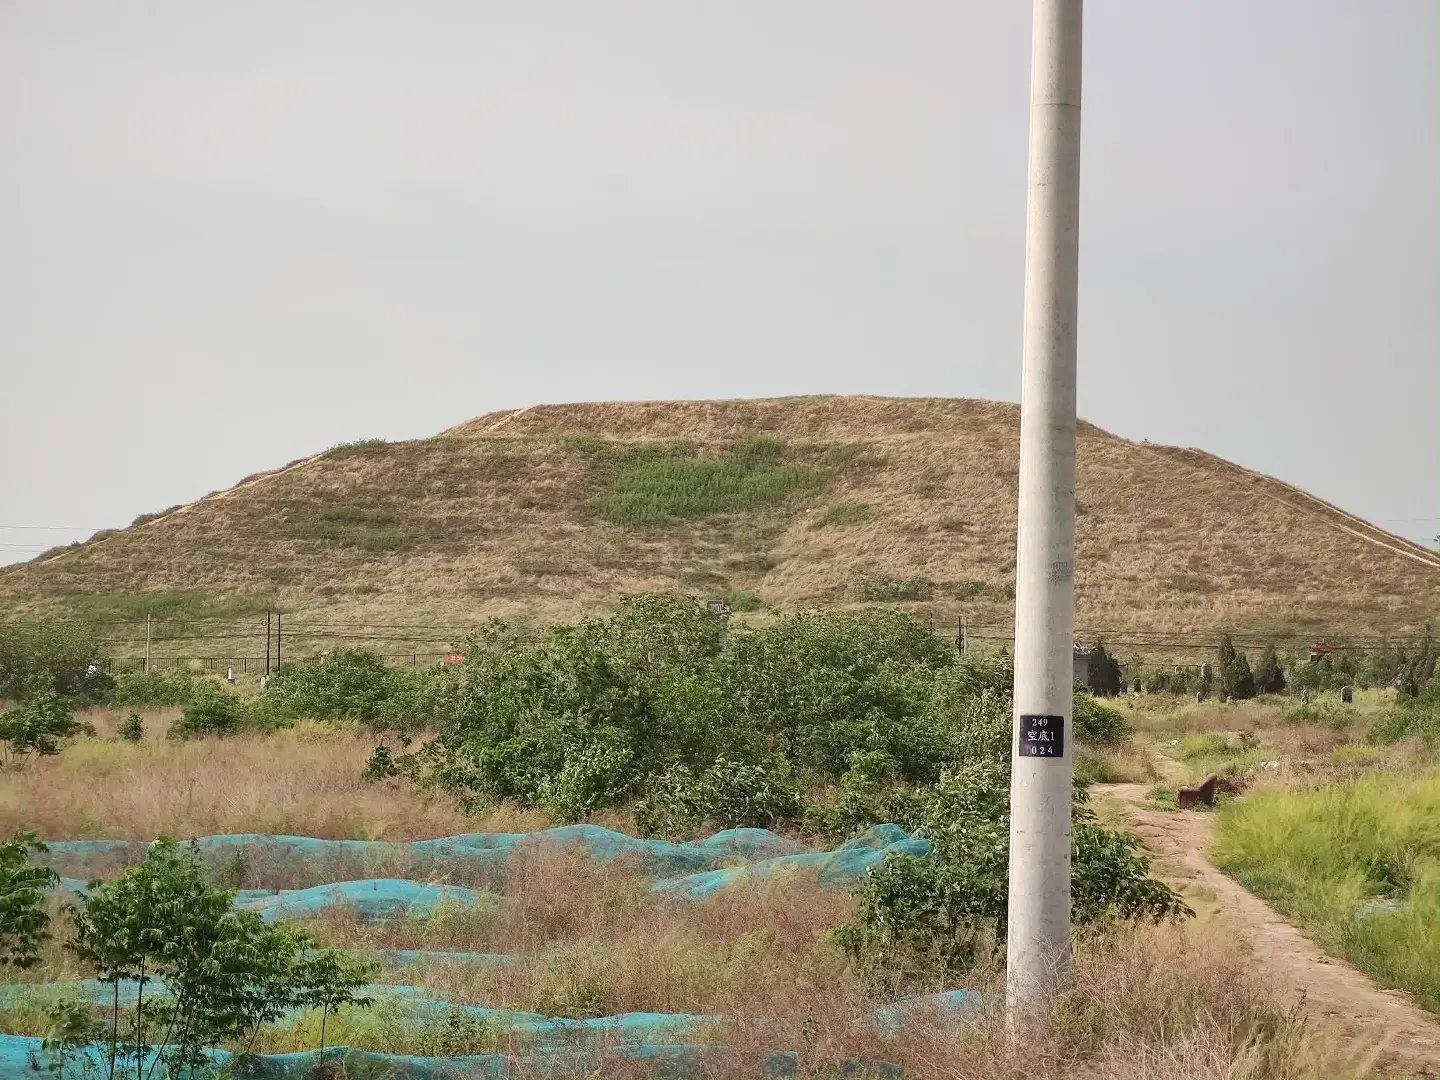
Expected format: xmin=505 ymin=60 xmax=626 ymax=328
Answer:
xmin=3 ymin=1 xmax=1436 ymax=568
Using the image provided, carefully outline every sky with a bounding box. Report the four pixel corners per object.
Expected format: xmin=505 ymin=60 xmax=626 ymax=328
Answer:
xmin=2 ymin=1 xmax=1437 ymax=568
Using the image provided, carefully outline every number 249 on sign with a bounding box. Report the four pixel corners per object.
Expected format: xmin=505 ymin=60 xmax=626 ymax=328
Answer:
xmin=1019 ymin=714 xmax=1065 ymax=758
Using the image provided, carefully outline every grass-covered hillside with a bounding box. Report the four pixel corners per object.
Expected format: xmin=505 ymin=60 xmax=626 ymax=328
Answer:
xmin=3 ymin=396 xmax=1436 ymax=657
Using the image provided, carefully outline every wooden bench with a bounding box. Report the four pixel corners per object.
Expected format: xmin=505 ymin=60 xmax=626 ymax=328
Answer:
xmin=1177 ymin=773 xmax=1219 ymax=810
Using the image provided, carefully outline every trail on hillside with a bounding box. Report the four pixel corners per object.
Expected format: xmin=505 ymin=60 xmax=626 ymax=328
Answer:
xmin=1099 ymin=783 xmax=1440 ymax=1078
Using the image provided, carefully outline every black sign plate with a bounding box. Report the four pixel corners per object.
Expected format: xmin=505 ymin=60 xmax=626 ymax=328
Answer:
xmin=1019 ymin=714 xmax=1065 ymax=758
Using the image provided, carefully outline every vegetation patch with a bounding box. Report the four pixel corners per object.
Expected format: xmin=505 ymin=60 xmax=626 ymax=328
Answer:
xmin=810 ymin=502 xmax=875 ymax=529
xmin=1212 ymin=770 xmax=1440 ymax=1013
xmin=293 ymin=507 xmax=405 ymax=552
xmin=325 ymin=439 xmax=391 ymax=459
xmin=129 ymin=505 xmax=183 ymax=528
xmin=64 ymin=589 xmax=274 ymax=624
xmin=586 ymin=435 xmax=832 ymax=526
xmin=852 ymin=573 xmax=934 ymax=603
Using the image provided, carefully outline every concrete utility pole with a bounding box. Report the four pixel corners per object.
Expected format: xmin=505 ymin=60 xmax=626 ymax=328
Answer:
xmin=1006 ymin=0 xmax=1082 ymax=1033
xmin=144 ymin=614 xmax=152 ymax=675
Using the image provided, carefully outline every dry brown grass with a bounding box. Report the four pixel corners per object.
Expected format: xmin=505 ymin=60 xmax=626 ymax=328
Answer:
xmin=1 ymin=397 xmax=1434 ymax=659
xmin=289 ymin=847 xmax=1333 ymax=1079
xmin=0 ymin=715 xmax=513 ymax=841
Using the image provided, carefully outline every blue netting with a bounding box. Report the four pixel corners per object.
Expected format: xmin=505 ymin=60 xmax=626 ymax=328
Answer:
xmin=871 ymin=989 xmax=983 ymax=1035
xmin=363 ymin=949 xmax=517 ymax=969
xmin=653 ymin=825 xmax=929 ymax=899
xmin=41 ymin=826 xmax=812 ymax=882
xmin=233 ymin=879 xmax=490 ymax=922
xmin=45 ymin=825 xmax=930 ymax=917
xmin=0 ymin=1035 xmax=901 ymax=1079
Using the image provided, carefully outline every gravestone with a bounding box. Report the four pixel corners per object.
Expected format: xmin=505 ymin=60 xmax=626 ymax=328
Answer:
xmin=1341 ymin=685 xmax=1354 ymax=704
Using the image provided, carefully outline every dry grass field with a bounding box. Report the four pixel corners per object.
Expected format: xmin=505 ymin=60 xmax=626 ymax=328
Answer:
xmin=3 ymin=396 xmax=1435 ymax=656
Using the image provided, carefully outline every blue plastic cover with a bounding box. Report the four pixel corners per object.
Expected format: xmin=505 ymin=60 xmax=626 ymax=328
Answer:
xmin=0 ymin=1034 xmax=901 ymax=1080
xmin=45 ymin=825 xmax=930 ymax=917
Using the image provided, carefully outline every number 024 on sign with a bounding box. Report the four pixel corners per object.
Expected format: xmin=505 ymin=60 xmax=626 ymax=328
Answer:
xmin=1019 ymin=714 xmax=1065 ymax=758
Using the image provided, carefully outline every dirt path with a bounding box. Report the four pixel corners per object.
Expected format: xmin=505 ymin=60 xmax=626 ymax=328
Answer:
xmin=1098 ymin=783 xmax=1440 ymax=1077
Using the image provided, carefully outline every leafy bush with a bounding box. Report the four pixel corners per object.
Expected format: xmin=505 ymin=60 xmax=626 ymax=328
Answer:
xmin=400 ymin=598 xmax=966 ymax=820
xmin=1283 ymin=697 xmax=1356 ymax=730
xmin=833 ymin=759 xmax=1190 ymax=989
xmin=1072 ymin=694 xmax=1133 ymax=748
xmin=108 ymin=668 xmax=197 ymax=708
xmin=118 ymin=712 xmax=145 ymax=742
xmin=168 ymin=681 xmax=251 ymax=739
xmin=0 ymin=619 xmax=111 ymax=704
xmin=1371 ymin=671 xmax=1440 ymax=744
xmin=0 ymin=692 xmax=93 ymax=763
xmin=0 ymin=831 xmax=58 ymax=968
xmin=390 ymin=596 xmax=1148 ymax=836
xmin=265 ymin=649 xmax=398 ymax=725
xmin=805 ymin=750 xmax=920 ymax=843
xmin=634 ymin=755 xmax=805 ymax=838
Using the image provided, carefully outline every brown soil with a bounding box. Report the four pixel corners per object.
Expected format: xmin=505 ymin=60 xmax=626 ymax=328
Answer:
xmin=1100 ymin=783 xmax=1440 ymax=1078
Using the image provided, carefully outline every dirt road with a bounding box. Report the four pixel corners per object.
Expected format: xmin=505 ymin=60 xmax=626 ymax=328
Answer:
xmin=1099 ymin=783 xmax=1440 ymax=1077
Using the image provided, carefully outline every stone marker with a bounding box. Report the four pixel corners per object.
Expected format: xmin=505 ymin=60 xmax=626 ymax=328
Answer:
xmin=1341 ymin=685 xmax=1354 ymax=704
xmin=1177 ymin=773 xmax=1219 ymax=810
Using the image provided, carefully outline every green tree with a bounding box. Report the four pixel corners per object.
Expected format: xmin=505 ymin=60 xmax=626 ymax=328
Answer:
xmin=1216 ymin=635 xmax=1256 ymax=700
xmin=0 ymin=619 xmax=112 ymax=704
xmin=0 ymin=692 xmax=93 ymax=764
xmin=0 ymin=831 xmax=58 ymax=969
xmin=1087 ymin=639 xmax=1123 ymax=697
xmin=296 ymin=949 xmax=376 ymax=1066
xmin=1216 ymin=634 xmax=1238 ymax=685
xmin=118 ymin=713 xmax=145 ymax=743
xmin=1223 ymin=651 xmax=1257 ymax=700
xmin=41 ymin=998 xmax=105 ymax=1080
xmin=66 ymin=840 xmax=371 ymax=1080
xmin=1253 ymin=643 xmax=1286 ymax=695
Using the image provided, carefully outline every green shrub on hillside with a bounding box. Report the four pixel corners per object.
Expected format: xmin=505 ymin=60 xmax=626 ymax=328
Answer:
xmin=810 ymin=502 xmax=875 ymax=529
xmin=851 ymin=573 xmax=934 ymax=603
xmin=595 ymin=436 xmax=831 ymax=525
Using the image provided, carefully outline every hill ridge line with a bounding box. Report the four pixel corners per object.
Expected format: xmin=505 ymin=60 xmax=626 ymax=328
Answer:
xmin=1159 ymin=446 xmax=1440 ymax=570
